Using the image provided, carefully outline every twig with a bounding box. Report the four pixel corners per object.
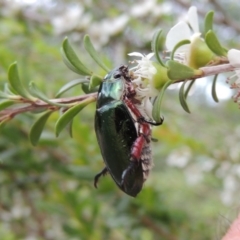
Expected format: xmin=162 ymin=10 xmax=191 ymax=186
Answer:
xmin=0 ymin=63 xmax=237 ymax=121
xmin=200 ymin=63 xmax=234 ymax=77
xmin=0 ymin=92 xmax=98 ymax=122
xmin=174 ymin=63 xmax=235 ymax=83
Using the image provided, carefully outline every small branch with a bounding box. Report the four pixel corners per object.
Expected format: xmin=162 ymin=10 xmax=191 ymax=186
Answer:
xmin=0 ymin=92 xmax=97 ymax=122
xmin=0 ymin=63 xmax=237 ymax=122
xmin=34 ymin=92 xmax=98 ymax=105
xmin=200 ymin=64 xmax=235 ymax=77
xmin=174 ymin=63 xmax=235 ymax=83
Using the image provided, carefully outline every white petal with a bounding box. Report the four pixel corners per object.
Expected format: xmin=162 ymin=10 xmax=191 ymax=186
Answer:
xmin=146 ymin=52 xmax=155 ymax=59
xmin=128 ymin=52 xmax=144 ymax=57
xmin=228 ymin=49 xmax=240 ymax=65
xmin=165 ymin=21 xmax=191 ymax=51
xmin=187 ymin=6 xmax=199 ymax=33
xmin=190 ymin=32 xmax=202 ymax=42
xmin=144 ymin=98 xmax=153 ymax=118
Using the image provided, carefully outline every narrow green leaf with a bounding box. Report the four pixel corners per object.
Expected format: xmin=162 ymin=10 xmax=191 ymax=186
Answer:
xmin=29 ymin=82 xmax=68 ymax=107
xmin=8 ymin=62 xmax=33 ymax=99
xmin=205 ymin=30 xmax=227 ymax=56
xmin=151 ymin=29 xmax=165 ymax=67
xmin=184 ymin=80 xmax=196 ymax=99
xmin=204 ymin=11 xmax=214 ymax=35
xmin=59 ymin=108 xmax=73 ymax=137
xmin=61 ymin=48 xmax=87 ymax=75
xmin=0 ymin=100 xmax=15 ymax=111
xmin=179 ymin=81 xmax=191 ymax=113
xmin=82 ymin=83 xmax=98 ymax=94
xmin=67 ymin=120 xmax=73 ymax=138
xmin=166 ymin=60 xmax=195 ymax=80
xmin=0 ymin=95 xmax=22 ymax=101
xmin=62 ymin=37 xmax=92 ymax=76
xmin=55 ymin=79 xmax=89 ymax=98
xmin=4 ymin=83 xmax=18 ymax=95
xmin=84 ymin=35 xmax=110 ymax=72
xmin=212 ymin=74 xmax=219 ymax=102
xmin=0 ymin=91 xmax=11 ymax=99
xmin=29 ymin=111 xmax=53 ymax=146
xmin=55 ymin=97 xmax=95 ymax=137
xmin=152 ymin=80 xmax=172 ymax=122
xmin=89 ymin=75 xmax=102 ymax=91
xmin=82 ymin=83 xmax=90 ymax=94
xmin=170 ymin=39 xmax=191 ymax=60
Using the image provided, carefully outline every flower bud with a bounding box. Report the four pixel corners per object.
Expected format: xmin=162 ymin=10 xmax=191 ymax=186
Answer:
xmin=152 ymin=62 xmax=170 ymax=90
xmin=188 ymin=33 xmax=215 ymax=69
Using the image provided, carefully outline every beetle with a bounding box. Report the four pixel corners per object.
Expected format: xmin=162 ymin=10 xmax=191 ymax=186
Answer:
xmin=94 ymin=65 xmax=163 ymax=197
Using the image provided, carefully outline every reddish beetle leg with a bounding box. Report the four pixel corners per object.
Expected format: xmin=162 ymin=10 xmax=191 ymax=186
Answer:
xmin=121 ymin=98 xmax=152 ymax=185
xmin=124 ymin=98 xmax=151 ymax=159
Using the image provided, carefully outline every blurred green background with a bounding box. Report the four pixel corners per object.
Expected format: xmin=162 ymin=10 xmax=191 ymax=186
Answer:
xmin=0 ymin=0 xmax=240 ymax=239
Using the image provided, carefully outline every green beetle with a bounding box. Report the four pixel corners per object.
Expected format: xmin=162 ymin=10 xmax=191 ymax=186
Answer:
xmin=94 ymin=65 xmax=162 ymax=197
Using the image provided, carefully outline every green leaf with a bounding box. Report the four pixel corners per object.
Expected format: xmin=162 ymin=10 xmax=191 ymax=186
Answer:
xmin=84 ymin=35 xmax=110 ymax=72
xmin=204 ymin=11 xmax=214 ymax=35
xmin=29 ymin=111 xmax=53 ymax=146
xmin=211 ymin=74 xmax=219 ymax=102
xmin=29 ymin=82 xmax=69 ymax=107
xmin=67 ymin=120 xmax=73 ymax=138
xmin=55 ymin=97 xmax=95 ymax=137
xmin=0 ymin=100 xmax=15 ymax=111
xmin=170 ymin=39 xmax=190 ymax=60
xmin=152 ymin=80 xmax=172 ymax=122
xmin=82 ymin=83 xmax=98 ymax=94
xmin=166 ymin=60 xmax=195 ymax=80
xmin=89 ymin=75 xmax=102 ymax=91
xmin=179 ymin=81 xmax=191 ymax=113
xmin=4 ymin=83 xmax=18 ymax=95
xmin=205 ymin=30 xmax=227 ymax=56
xmin=151 ymin=29 xmax=165 ymax=67
xmin=62 ymin=37 xmax=92 ymax=76
xmin=58 ymin=108 xmax=73 ymax=137
xmin=8 ymin=62 xmax=34 ymax=100
xmin=55 ymin=79 xmax=89 ymax=98
xmin=61 ymin=48 xmax=89 ymax=76
xmin=184 ymin=80 xmax=196 ymax=99
xmin=0 ymin=91 xmax=11 ymax=99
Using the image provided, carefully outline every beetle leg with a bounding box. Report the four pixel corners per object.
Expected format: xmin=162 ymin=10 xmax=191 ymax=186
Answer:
xmin=131 ymin=135 xmax=146 ymax=160
xmin=94 ymin=167 xmax=108 ymax=188
xmin=125 ymin=97 xmax=164 ymax=126
xmin=151 ymin=137 xmax=158 ymax=142
xmin=141 ymin=116 xmax=164 ymax=126
xmin=121 ymin=132 xmax=149 ymax=187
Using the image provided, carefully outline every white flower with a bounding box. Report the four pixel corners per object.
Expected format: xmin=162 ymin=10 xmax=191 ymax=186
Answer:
xmin=166 ymin=6 xmax=200 ymax=54
xmin=227 ymin=49 xmax=240 ymax=89
xmin=165 ymin=6 xmax=215 ymax=69
xmin=128 ymin=52 xmax=160 ymax=120
xmin=165 ymin=6 xmax=202 ymax=67
xmin=128 ymin=52 xmax=159 ymax=98
xmin=227 ymin=49 xmax=240 ymax=103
